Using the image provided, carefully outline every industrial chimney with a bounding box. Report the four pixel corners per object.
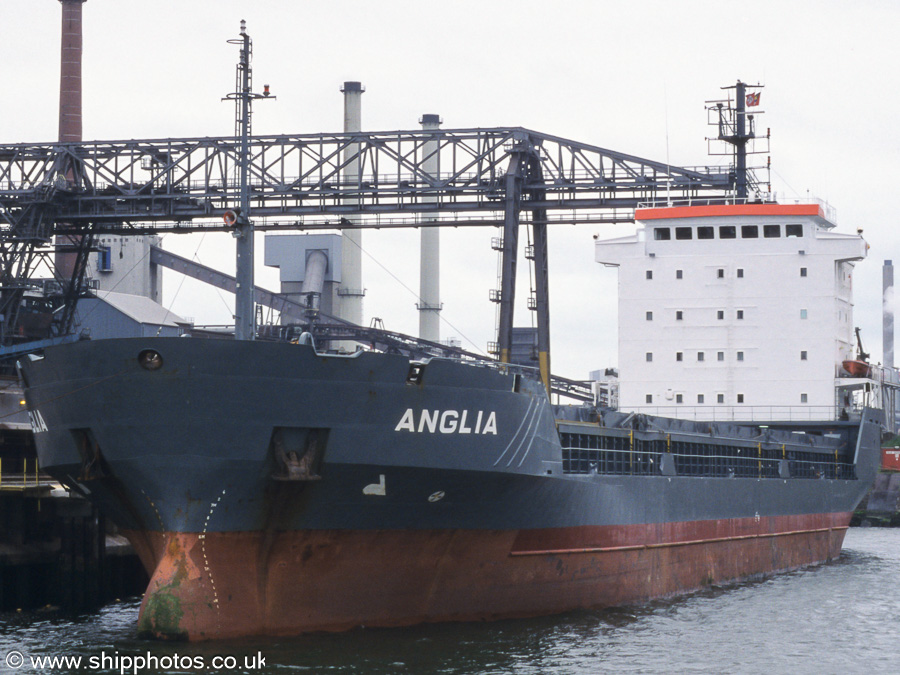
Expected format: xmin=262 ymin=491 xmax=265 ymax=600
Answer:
xmin=58 ymin=0 xmax=86 ymax=143
xmin=885 ymin=259 xmax=894 ymax=370
xmin=418 ymin=114 xmax=442 ymax=342
xmin=55 ymin=0 xmax=87 ymax=281
xmin=338 ymin=82 xmax=365 ymax=330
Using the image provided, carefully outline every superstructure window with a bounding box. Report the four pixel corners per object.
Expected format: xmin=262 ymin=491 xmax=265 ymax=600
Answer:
xmin=801 ymin=350 xmax=808 ymax=360
xmin=646 ymin=352 xmax=653 ymax=362
xmin=737 ymin=351 xmax=744 ymax=361
xmin=676 ymin=394 xmax=683 ymax=404
xmin=646 ymin=270 xmax=653 ymax=279
xmin=737 ymin=268 xmax=744 ymax=278
xmin=717 ymin=310 xmax=724 ymax=320
xmin=646 ymin=311 xmax=653 ymax=321
xmin=698 ymin=352 xmax=705 ymax=362
xmin=719 ymin=226 xmax=736 ymax=239
xmin=800 ymin=267 xmax=807 ymax=277
xmin=737 ymin=394 xmax=745 ymax=403
xmin=646 ymin=394 xmax=653 ymax=404
xmin=801 ymin=309 xmax=808 ymax=319
xmin=717 ymin=393 xmax=725 ymax=403
xmin=764 ymin=224 xmax=781 ymax=238
xmin=717 ymin=268 xmax=725 ymax=279
xmin=654 ymin=227 xmax=671 ymax=240
xmin=697 ymin=394 xmax=705 ymax=404
xmin=675 ymin=227 xmax=693 ymax=240
xmin=737 ymin=310 xmax=744 ymax=320
xmin=801 ymin=393 xmax=808 ymax=403
xmin=786 ymin=224 xmax=803 ymax=237
xmin=697 ymin=226 xmax=715 ymax=239
xmin=676 ymin=269 xmax=683 ymax=279
xmin=676 ymin=352 xmax=683 ymax=362
xmin=717 ymin=351 xmax=724 ymax=362
xmin=741 ymin=225 xmax=759 ymax=238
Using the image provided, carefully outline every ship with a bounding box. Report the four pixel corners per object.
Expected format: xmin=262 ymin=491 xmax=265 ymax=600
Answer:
xmin=19 ymin=333 xmax=884 ymax=640
xmin=14 ymin=73 xmax=887 ymax=640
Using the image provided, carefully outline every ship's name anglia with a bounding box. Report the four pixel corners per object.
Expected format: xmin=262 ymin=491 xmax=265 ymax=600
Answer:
xmin=29 ymin=409 xmax=48 ymax=433
xmin=394 ymin=409 xmax=498 ymax=435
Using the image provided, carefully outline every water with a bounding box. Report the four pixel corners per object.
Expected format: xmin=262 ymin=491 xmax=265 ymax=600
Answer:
xmin=2 ymin=527 xmax=899 ymax=674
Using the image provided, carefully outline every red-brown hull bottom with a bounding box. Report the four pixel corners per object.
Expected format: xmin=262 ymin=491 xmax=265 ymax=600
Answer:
xmin=125 ymin=513 xmax=850 ymax=641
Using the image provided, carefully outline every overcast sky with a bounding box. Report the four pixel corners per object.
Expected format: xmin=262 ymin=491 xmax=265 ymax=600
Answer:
xmin=4 ymin=0 xmax=898 ymax=378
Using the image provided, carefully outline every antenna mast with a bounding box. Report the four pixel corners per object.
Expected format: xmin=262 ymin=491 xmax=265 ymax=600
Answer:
xmin=706 ymin=80 xmax=769 ymax=202
xmin=223 ymin=20 xmax=274 ymax=340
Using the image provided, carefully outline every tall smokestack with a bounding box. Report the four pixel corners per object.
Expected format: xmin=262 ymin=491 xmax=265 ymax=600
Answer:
xmin=418 ymin=114 xmax=442 ymax=342
xmin=58 ymin=0 xmax=86 ymax=143
xmin=885 ymin=259 xmax=894 ymax=369
xmin=338 ymin=82 xmax=365 ymax=331
xmin=55 ymin=0 xmax=87 ymax=281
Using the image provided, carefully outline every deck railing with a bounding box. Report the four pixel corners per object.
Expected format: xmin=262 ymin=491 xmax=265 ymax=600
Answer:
xmin=617 ymin=405 xmax=846 ymax=423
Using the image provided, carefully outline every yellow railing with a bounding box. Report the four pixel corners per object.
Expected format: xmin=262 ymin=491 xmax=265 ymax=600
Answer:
xmin=0 ymin=456 xmax=42 ymax=489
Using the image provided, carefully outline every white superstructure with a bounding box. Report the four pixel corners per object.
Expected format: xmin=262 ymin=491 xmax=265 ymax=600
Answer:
xmin=595 ymin=202 xmax=868 ymax=421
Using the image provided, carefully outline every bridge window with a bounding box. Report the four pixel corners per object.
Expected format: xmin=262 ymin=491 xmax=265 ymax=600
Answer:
xmin=654 ymin=227 xmax=671 ymax=240
xmin=786 ymin=224 xmax=803 ymax=237
xmin=719 ymin=226 xmax=736 ymax=239
xmin=675 ymin=227 xmax=693 ymax=240
xmin=698 ymin=226 xmax=715 ymax=239
xmin=741 ymin=225 xmax=759 ymax=238
xmin=764 ymin=224 xmax=781 ymax=238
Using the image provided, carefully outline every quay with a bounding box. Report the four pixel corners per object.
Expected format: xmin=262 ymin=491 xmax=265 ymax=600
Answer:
xmin=1 ymin=431 xmax=145 ymax=612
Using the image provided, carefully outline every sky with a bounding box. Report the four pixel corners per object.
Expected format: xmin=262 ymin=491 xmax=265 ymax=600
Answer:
xmin=3 ymin=0 xmax=899 ymax=379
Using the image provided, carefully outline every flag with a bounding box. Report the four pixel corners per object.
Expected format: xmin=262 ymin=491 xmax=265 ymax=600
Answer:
xmin=746 ymin=92 xmax=761 ymax=107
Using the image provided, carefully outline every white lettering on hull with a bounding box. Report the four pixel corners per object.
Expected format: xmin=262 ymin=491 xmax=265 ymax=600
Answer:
xmin=29 ymin=410 xmax=48 ymax=434
xmin=394 ymin=409 xmax=498 ymax=435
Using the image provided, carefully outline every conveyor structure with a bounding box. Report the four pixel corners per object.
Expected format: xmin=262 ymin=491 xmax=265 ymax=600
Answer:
xmin=0 ymin=124 xmax=741 ymax=388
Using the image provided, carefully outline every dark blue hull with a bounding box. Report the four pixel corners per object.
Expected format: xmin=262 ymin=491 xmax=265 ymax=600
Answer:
xmin=19 ymin=338 xmax=883 ymax=639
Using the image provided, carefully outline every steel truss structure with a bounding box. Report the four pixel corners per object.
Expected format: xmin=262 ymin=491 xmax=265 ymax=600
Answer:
xmin=0 ymin=126 xmax=738 ymax=386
